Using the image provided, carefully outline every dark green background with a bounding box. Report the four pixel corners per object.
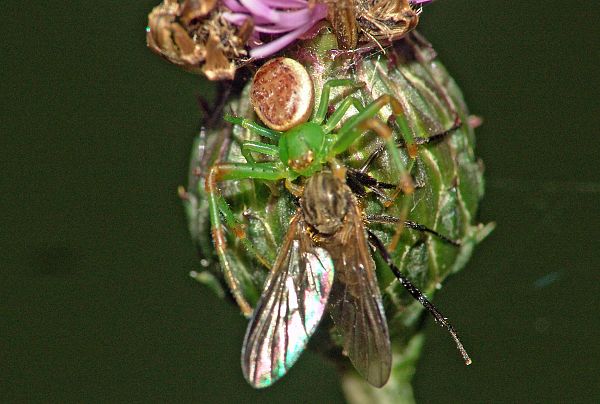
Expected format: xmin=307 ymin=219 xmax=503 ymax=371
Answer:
xmin=2 ymin=1 xmax=599 ymax=402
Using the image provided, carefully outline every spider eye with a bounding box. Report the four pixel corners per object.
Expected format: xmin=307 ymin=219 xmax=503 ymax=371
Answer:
xmin=250 ymin=57 xmax=314 ymax=131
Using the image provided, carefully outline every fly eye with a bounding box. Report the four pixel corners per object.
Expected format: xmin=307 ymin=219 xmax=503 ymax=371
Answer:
xmin=250 ymin=57 xmax=314 ymax=131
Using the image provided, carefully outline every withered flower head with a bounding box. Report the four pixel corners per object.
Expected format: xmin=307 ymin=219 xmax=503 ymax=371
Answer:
xmin=328 ymin=0 xmax=426 ymax=50
xmin=146 ymin=0 xmax=435 ymax=80
xmin=146 ymin=0 xmax=253 ymax=80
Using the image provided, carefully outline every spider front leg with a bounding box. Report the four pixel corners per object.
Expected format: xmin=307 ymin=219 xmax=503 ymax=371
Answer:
xmin=321 ymin=96 xmax=365 ymax=134
xmin=356 ymin=117 xmax=463 ymax=183
xmin=313 ymin=79 xmax=365 ymax=125
xmin=205 ymin=161 xmax=286 ymax=316
xmin=239 ymin=141 xmax=279 ymax=164
xmin=224 ymin=115 xmax=281 ymax=141
xmin=331 ymin=95 xmax=417 ymax=194
xmin=330 ymin=94 xmax=426 ymax=249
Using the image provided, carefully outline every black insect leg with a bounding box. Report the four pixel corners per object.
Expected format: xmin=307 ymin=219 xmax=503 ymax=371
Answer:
xmin=346 ymin=168 xmax=395 ymax=201
xmin=358 ymin=146 xmax=385 ymax=173
xmin=366 ymin=230 xmax=472 ymax=365
xmin=346 ymin=167 xmax=426 ymax=208
xmin=395 ymin=116 xmax=462 ymax=149
xmin=366 ymin=214 xmax=461 ymax=247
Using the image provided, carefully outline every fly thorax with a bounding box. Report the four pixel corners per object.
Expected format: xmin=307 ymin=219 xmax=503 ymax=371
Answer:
xmin=301 ymin=172 xmax=349 ymax=235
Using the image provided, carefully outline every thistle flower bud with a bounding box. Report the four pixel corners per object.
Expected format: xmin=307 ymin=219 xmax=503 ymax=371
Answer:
xmin=181 ymin=28 xmax=492 ymax=401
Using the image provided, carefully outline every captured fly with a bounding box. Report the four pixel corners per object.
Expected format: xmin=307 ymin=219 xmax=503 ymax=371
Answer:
xmin=242 ymin=171 xmax=470 ymax=388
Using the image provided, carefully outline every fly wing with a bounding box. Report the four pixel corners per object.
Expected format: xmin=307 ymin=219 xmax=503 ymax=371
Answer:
xmin=242 ymin=214 xmax=334 ymax=388
xmin=327 ymin=202 xmax=392 ymax=387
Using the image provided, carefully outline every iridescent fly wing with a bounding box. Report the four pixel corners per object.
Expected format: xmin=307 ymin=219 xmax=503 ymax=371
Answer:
xmin=327 ymin=201 xmax=392 ymax=387
xmin=241 ymin=214 xmax=335 ymax=388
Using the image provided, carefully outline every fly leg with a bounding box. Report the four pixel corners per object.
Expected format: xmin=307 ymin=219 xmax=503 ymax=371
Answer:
xmin=367 ymin=230 xmax=471 ymax=366
xmin=345 ymin=167 xmax=395 ymax=202
xmin=366 ymin=214 xmax=461 ymax=247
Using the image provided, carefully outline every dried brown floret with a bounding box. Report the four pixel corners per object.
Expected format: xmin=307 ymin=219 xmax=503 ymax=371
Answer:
xmin=179 ymin=0 xmax=217 ymax=26
xmin=326 ymin=0 xmax=420 ymax=50
xmin=146 ymin=0 xmax=253 ymax=80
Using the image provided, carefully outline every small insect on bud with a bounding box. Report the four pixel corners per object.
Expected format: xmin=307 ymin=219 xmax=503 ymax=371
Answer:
xmin=250 ymin=58 xmax=315 ymax=132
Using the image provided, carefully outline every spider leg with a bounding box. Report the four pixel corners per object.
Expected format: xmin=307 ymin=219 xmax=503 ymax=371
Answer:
xmin=239 ymin=141 xmax=278 ymax=164
xmin=313 ymin=79 xmax=364 ymax=125
xmin=333 ymin=108 xmax=414 ymax=195
xmin=205 ymin=162 xmax=287 ymax=317
xmin=331 ymin=94 xmax=439 ymax=248
xmin=322 ymin=97 xmax=365 ymax=133
xmin=356 ymin=117 xmax=461 ymax=186
xmin=224 ymin=115 xmax=282 ymax=141
xmin=336 ymin=117 xmax=416 ymax=248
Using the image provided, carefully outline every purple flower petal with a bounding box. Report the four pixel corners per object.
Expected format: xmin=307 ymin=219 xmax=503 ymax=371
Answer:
xmin=224 ymin=0 xmax=433 ymax=59
xmin=223 ymin=0 xmax=328 ymax=59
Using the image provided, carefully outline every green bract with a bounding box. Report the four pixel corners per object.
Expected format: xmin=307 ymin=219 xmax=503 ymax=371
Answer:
xmin=183 ymin=30 xmax=493 ymax=402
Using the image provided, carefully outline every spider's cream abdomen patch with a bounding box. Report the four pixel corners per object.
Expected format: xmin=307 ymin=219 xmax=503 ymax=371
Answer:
xmin=250 ymin=57 xmax=314 ymax=132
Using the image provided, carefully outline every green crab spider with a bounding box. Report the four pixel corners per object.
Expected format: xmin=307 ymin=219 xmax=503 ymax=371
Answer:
xmin=206 ymin=74 xmax=420 ymax=316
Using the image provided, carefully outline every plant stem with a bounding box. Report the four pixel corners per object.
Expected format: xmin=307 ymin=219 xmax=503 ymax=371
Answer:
xmin=341 ymin=334 xmax=425 ymax=404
